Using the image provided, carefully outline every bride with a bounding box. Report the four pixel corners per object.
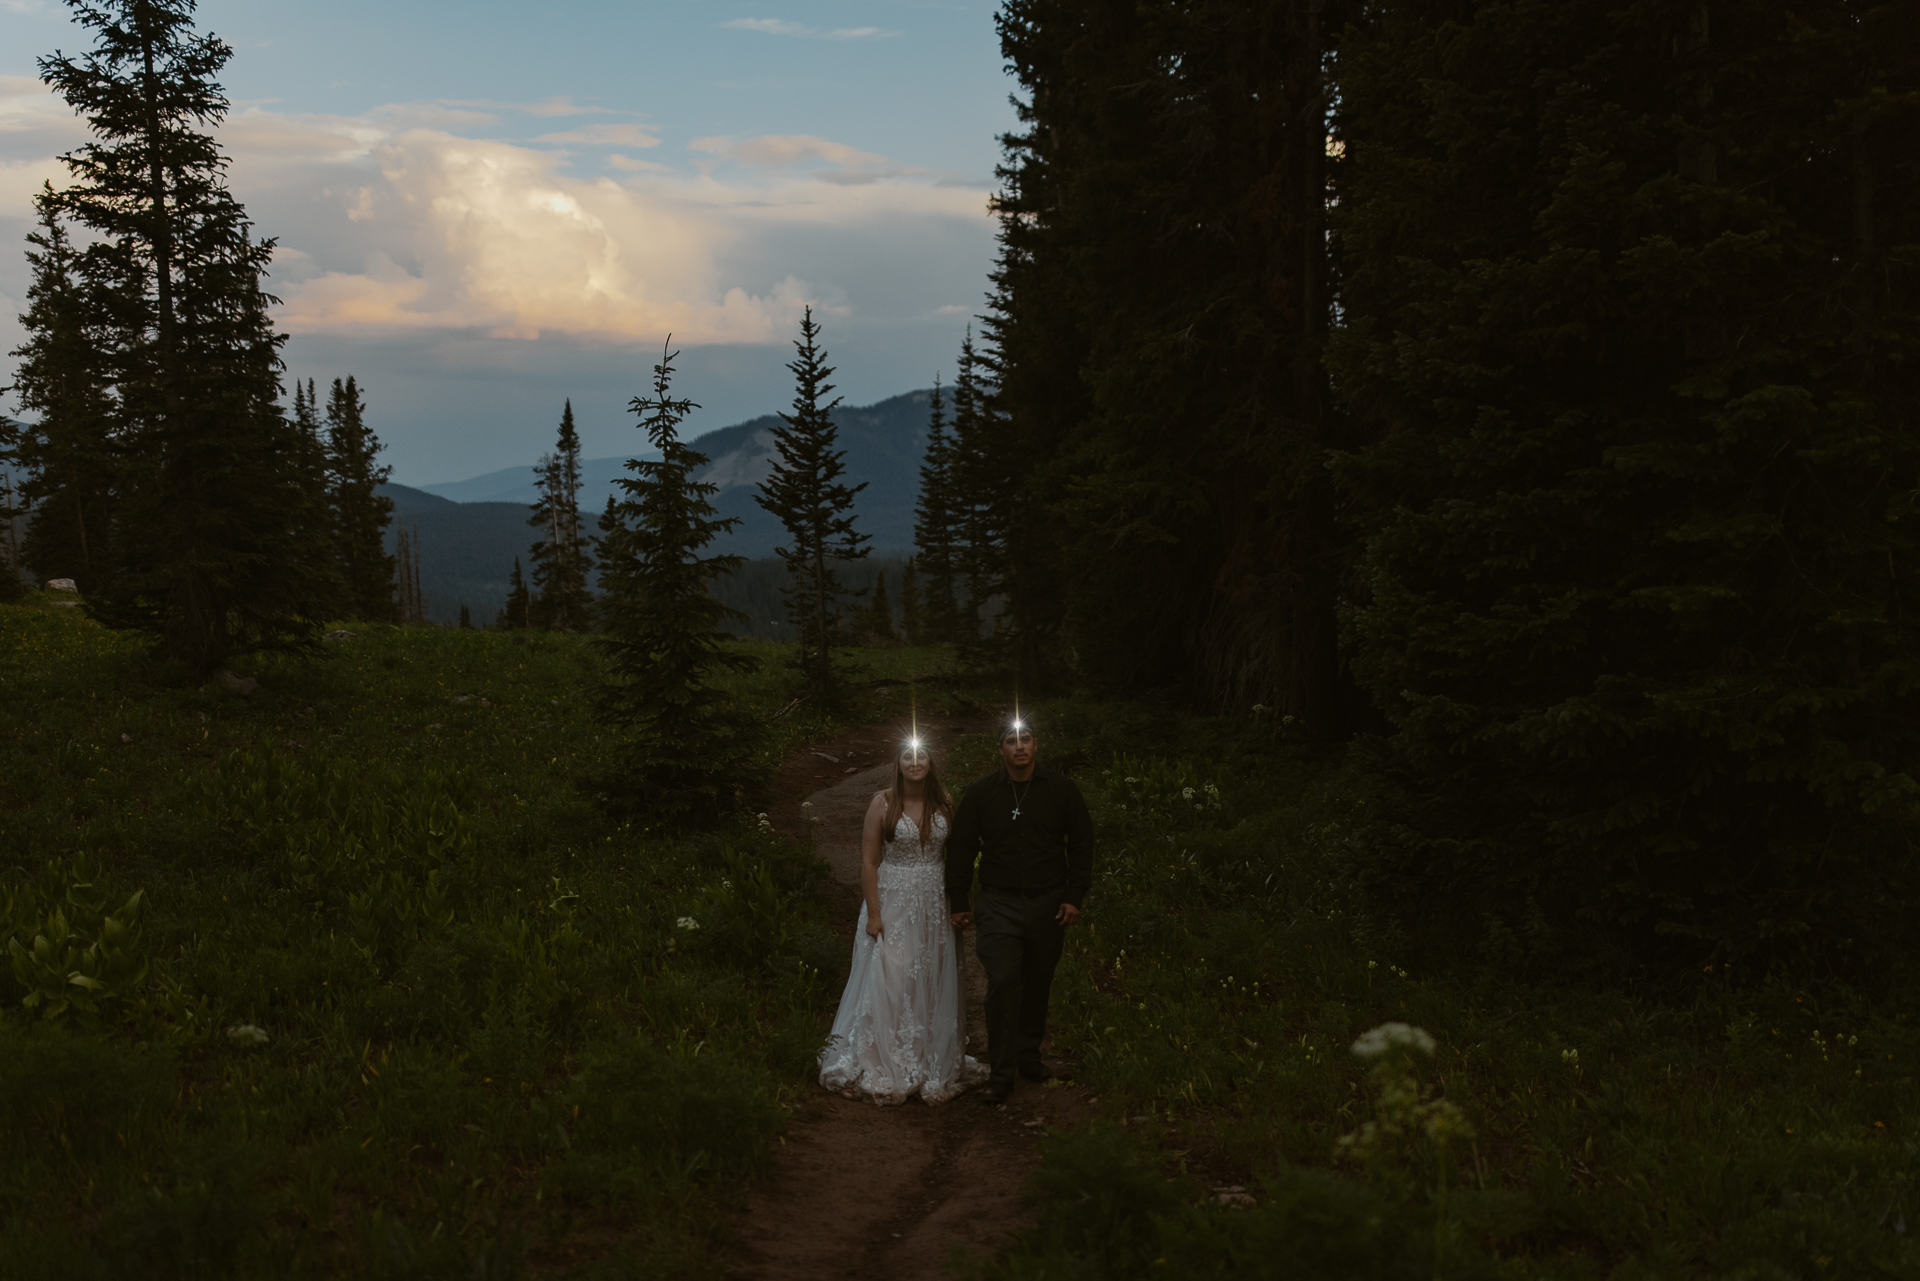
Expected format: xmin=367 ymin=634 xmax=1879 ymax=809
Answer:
xmin=818 ymin=736 xmax=988 ymax=1104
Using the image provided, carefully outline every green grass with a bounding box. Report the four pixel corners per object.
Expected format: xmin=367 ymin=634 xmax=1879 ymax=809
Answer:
xmin=0 ymin=593 xmax=974 ymax=1278
xmin=14 ymin=595 xmax=1914 ymax=1278
xmin=985 ymin=695 xmax=1920 ymax=1280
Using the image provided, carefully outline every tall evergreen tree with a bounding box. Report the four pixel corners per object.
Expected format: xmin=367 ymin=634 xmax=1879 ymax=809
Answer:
xmin=865 ymin=570 xmax=896 ymax=643
xmin=324 ymin=374 xmax=394 ymax=621
xmin=594 ymin=345 xmax=760 ymax=822
xmin=392 ymin=523 xmax=423 ymax=624
xmin=899 ymin=556 xmax=922 ymax=645
xmin=947 ymin=328 xmax=1006 ymax=649
xmin=990 ymin=0 xmax=1352 ymax=712
xmin=0 ymin=448 xmax=25 ymax=603
xmin=755 ymin=307 xmax=869 ymax=698
xmin=496 ymin=556 xmax=530 ymax=630
xmin=288 ymin=377 xmax=342 ymax=619
xmin=8 ymin=196 xmax=118 ymax=591
xmin=527 ymin=399 xmax=593 ymax=631
xmin=911 ymin=377 xmax=961 ymax=644
xmin=1332 ymin=0 xmax=1920 ymax=965
xmin=38 ymin=0 xmax=333 ymax=670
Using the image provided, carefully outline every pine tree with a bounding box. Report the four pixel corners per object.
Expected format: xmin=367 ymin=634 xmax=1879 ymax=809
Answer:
xmin=990 ymin=0 xmax=1351 ymax=710
xmin=527 ymin=399 xmax=593 ymax=631
xmin=865 ymin=570 xmax=895 ymax=643
xmin=1332 ymin=0 xmax=1920 ymax=965
xmin=289 ymin=378 xmax=343 ymax=620
xmin=594 ymin=344 xmax=760 ymax=823
xmin=324 ymin=375 xmax=395 ymax=621
xmin=755 ymin=307 xmax=869 ymax=698
xmin=39 ymin=0 xmax=335 ymax=671
xmin=496 ymin=556 xmax=530 ymax=630
xmin=0 ymin=450 xmax=26 ymax=603
xmin=911 ymin=377 xmax=961 ymax=644
xmin=393 ymin=524 xmax=421 ymax=624
xmin=947 ymin=328 xmax=1012 ymax=660
xmin=457 ymin=603 xmax=472 ymax=630
xmin=7 ymin=196 xmax=118 ymax=591
xmin=899 ymin=556 xmax=922 ymax=645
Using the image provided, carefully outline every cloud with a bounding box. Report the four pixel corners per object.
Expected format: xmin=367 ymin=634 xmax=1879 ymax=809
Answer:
xmin=0 ymin=89 xmax=992 ymax=355
xmin=248 ymin=119 xmax=986 ymax=345
xmin=533 ymin=123 xmax=661 ymax=148
xmin=722 ymin=17 xmax=896 ymax=39
xmin=690 ymin=133 xmax=885 ymax=169
xmin=607 ymin=154 xmax=669 ymax=172
xmin=523 ymin=98 xmax=613 ymax=118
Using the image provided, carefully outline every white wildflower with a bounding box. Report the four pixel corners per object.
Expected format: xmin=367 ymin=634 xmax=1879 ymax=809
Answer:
xmin=676 ymin=916 xmax=700 ymax=931
xmin=1351 ymin=1022 xmax=1435 ymax=1060
xmin=1561 ymin=1048 xmax=1579 ymax=1065
xmin=227 ymin=1024 xmax=269 ymax=1046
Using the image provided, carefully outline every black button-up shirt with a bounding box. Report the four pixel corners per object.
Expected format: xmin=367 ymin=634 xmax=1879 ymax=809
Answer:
xmin=945 ymin=762 xmax=1095 ymax=909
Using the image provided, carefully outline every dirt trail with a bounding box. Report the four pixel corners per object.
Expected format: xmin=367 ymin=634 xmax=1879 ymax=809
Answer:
xmin=730 ymin=716 xmax=1098 ymax=1280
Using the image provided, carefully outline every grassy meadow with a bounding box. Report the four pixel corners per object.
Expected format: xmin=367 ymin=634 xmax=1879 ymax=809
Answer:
xmin=987 ymin=698 xmax=1920 ymax=1279
xmin=6 ymin=590 xmax=1918 ymax=1279
xmin=0 ymin=591 xmax=970 ymax=1278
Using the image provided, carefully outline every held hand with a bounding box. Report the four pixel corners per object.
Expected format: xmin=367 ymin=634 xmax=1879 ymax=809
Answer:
xmin=949 ymin=912 xmax=973 ymax=930
xmin=1055 ymin=902 xmax=1081 ymax=926
xmin=866 ymin=915 xmax=884 ymax=939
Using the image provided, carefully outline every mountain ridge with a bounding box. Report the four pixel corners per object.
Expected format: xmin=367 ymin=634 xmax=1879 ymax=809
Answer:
xmin=381 ymin=389 xmax=934 ymax=625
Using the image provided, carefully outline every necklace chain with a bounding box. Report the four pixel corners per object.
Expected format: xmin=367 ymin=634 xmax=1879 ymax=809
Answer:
xmin=1010 ymin=776 xmax=1033 ymax=820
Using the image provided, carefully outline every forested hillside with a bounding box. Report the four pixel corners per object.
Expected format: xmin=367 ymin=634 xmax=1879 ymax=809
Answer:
xmin=380 ymin=391 xmax=935 ymax=625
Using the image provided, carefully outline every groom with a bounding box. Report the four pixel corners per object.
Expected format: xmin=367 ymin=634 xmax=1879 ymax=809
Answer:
xmin=946 ymin=715 xmax=1094 ymax=1103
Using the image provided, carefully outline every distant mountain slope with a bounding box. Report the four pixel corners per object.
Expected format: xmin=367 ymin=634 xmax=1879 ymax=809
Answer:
xmin=384 ymin=389 xmax=933 ymax=625
xmin=380 ymin=486 xmax=534 ymax=626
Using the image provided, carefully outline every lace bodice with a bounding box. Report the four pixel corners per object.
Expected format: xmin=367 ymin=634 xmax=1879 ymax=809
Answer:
xmin=882 ymin=810 xmax=948 ymax=868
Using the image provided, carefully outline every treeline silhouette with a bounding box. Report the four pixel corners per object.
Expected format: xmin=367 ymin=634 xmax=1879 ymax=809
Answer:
xmin=957 ymin=0 xmax=1920 ymax=970
xmin=0 ymin=3 xmax=396 ymax=670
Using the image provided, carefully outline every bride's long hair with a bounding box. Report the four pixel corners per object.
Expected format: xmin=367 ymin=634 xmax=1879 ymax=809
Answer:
xmin=884 ymin=744 xmax=954 ymax=848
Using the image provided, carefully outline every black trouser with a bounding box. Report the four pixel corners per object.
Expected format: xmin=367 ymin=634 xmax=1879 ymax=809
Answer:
xmin=974 ymin=887 xmax=1067 ymax=1083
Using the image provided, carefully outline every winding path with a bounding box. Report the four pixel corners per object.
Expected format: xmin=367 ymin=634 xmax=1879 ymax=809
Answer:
xmin=730 ymin=717 xmax=1096 ymax=1279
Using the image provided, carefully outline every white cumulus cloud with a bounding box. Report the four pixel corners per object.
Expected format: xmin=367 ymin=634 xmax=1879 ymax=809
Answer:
xmin=0 ymin=84 xmax=991 ymax=355
xmin=722 ymin=17 xmax=896 ymax=39
xmin=532 ymin=123 xmax=662 ymax=148
xmin=690 ymin=133 xmax=885 ymax=169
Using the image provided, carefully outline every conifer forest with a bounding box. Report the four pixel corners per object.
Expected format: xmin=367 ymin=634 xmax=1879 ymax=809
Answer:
xmin=1 ymin=1 xmax=1917 ymax=1277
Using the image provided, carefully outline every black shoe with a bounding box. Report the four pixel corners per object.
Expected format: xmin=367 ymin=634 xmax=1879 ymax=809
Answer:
xmin=979 ymin=1077 xmax=1015 ymax=1104
xmin=1021 ymin=1061 xmax=1068 ymax=1083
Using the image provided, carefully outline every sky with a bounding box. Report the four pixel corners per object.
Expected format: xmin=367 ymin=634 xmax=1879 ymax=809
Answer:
xmin=0 ymin=0 xmax=1015 ymax=485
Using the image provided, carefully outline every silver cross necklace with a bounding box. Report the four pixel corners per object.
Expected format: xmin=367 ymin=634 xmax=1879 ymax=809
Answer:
xmin=1010 ymin=777 xmax=1033 ymax=821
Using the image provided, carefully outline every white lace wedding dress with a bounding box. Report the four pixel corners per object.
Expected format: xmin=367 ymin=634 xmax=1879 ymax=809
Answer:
xmin=818 ymin=811 xmax=989 ymax=1104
